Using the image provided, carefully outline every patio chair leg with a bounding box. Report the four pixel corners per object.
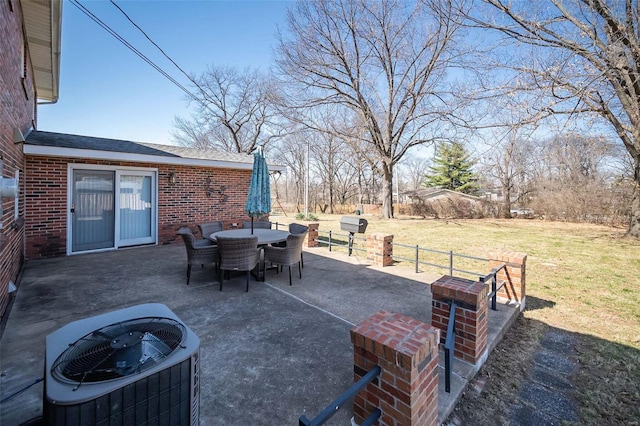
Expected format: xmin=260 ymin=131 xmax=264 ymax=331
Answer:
xmin=288 ymin=266 xmax=292 ymax=286
xmin=219 ymin=269 xmax=223 ymax=291
xmin=301 ymin=252 xmax=304 ymax=269
xmin=298 ymin=261 xmax=302 ymax=279
xmin=187 ymin=265 xmax=192 ymax=285
xmin=246 ymin=271 xmax=250 ymax=292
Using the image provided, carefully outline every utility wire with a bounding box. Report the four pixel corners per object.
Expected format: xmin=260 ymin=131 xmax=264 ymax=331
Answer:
xmin=70 ymin=0 xmax=210 ymax=110
xmin=108 ymin=0 xmax=206 ymax=95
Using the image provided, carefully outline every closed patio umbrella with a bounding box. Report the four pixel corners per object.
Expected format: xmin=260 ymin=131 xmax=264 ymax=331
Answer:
xmin=245 ymin=147 xmax=271 ymax=234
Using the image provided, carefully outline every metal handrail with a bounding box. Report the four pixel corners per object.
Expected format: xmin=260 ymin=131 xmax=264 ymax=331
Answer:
xmin=315 ymin=230 xmax=366 ymax=255
xmin=479 ymin=263 xmax=507 ymax=311
xmin=444 ymin=301 xmax=457 ymax=393
xmin=299 ymin=365 xmax=382 ymax=426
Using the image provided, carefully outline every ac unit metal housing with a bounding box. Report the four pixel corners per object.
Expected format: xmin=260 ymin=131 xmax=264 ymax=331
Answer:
xmin=44 ymin=303 xmax=200 ymax=426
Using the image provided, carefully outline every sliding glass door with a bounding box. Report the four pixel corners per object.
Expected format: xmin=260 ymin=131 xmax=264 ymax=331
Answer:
xmin=71 ymin=170 xmax=115 ymax=252
xmin=70 ymin=167 xmax=157 ymax=254
xmin=118 ymin=173 xmax=154 ymax=246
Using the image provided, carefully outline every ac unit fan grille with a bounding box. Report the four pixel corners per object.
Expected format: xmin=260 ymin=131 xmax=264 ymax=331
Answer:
xmin=51 ymin=316 xmax=186 ymax=385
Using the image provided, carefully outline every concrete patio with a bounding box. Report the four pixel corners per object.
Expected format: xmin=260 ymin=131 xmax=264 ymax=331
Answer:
xmin=0 ymin=243 xmax=519 ymax=425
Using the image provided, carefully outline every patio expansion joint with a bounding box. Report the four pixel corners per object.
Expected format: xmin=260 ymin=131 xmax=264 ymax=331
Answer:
xmin=263 ymin=282 xmax=356 ymax=326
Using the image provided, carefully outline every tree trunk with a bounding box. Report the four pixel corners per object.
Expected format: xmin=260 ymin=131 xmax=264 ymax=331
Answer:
xmin=628 ymin=163 xmax=640 ymax=238
xmin=329 ymin=176 xmax=334 ymax=214
xmin=381 ymin=164 xmax=394 ymax=219
xmin=502 ymin=186 xmax=512 ymax=219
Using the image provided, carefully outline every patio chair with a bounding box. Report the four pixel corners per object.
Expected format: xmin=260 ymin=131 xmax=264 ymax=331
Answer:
xmin=243 ymin=221 xmax=272 ymax=229
xmin=262 ymin=232 xmax=306 ymax=286
xmin=288 ymin=223 xmax=308 ymax=269
xmin=198 ymin=221 xmax=223 ymax=241
xmin=216 ymin=236 xmax=262 ymax=292
xmin=177 ymin=227 xmax=219 ymax=285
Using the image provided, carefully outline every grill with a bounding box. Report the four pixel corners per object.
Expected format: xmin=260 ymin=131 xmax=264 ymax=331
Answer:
xmin=339 ymin=216 xmax=368 ymax=255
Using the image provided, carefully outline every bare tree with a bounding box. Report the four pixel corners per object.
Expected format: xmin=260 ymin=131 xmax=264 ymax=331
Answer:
xmin=310 ymin=132 xmax=355 ymax=213
xmin=271 ymin=133 xmax=308 ymax=210
xmin=527 ymin=133 xmax=622 ymax=223
xmin=482 ymin=134 xmax=535 ymax=218
xmin=276 ymin=0 xmax=467 ymax=218
xmin=400 ymin=157 xmax=431 ymax=190
xmin=172 ymin=65 xmax=285 ymax=154
xmin=463 ymin=0 xmax=640 ymax=237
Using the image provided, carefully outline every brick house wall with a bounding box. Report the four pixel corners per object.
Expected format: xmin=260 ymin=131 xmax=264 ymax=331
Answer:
xmin=1 ymin=1 xmax=36 ymax=320
xmin=25 ymin=155 xmax=255 ymax=259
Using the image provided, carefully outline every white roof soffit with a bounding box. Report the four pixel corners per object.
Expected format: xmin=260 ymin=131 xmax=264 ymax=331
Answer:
xmin=21 ymin=144 xmax=287 ymax=172
xmin=22 ymin=0 xmax=62 ymax=103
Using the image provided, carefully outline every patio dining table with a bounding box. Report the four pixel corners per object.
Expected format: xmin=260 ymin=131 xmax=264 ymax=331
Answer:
xmin=209 ymin=228 xmax=289 ymax=245
xmin=209 ymin=228 xmax=290 ymax=281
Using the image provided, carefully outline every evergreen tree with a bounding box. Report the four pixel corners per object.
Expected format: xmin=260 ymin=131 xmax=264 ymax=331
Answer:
xmin=424 ymin=142 xmax=479 ymax=194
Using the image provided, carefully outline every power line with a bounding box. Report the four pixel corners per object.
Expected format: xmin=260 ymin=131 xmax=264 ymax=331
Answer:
xmin=69 ymin=0 xmax=208 ymax=109
xmin=108 ymin=0 xmax=205 ymax=95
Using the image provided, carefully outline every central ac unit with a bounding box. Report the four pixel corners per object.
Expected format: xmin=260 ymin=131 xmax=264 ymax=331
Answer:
xmin=44 ymin=303 xmax=200 ymax=426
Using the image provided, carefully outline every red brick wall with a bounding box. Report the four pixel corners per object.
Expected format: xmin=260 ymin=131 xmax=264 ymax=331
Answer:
xmin=1 ymin=1 xmax=37 ymax=320
xmin=24 ymin=156 xmax=256 ymax=258
xmin=351 ymin=311 xmax=440 ymax=425
xmin=431 ymin=275 xmax=489 ymax=365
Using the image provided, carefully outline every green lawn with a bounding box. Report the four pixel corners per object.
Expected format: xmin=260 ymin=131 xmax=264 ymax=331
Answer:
xmin=272 ymin=213 xmax=640 ymax=423
xmin=274 ymin=214 xmax=639 ymax=348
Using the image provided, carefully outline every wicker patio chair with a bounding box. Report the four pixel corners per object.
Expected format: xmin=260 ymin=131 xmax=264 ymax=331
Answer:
xmin=198 ymin=221 xmax=223 ymax=241
xmin=177 ymin=227 xmax=219 ymax=285
xmin=262 ymin=232 xmax=306 ymax=286
xmin=288 ymin=223 xmax=308 ymax=268
xmin=216 ymin=236 xmax=262 ymax=292
xmin=243 ymin=221 xmax=272 ymax=229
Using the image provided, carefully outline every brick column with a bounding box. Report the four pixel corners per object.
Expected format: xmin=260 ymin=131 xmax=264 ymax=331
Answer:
xmin=351 ymin=311 xmax=440 ymax=426
xmin=366 ymin=233 xmax=393 ymax=267
xmin=306 ymin=222 xmax=319 ymax=247
xmin=431 ymin=276 xmax=488 ymax=365
xmin=487 ymin=251 xmax=527 ymax=309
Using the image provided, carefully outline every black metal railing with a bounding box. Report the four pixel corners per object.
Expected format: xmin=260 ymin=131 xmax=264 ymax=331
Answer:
xmin=316 ymin=230 xmax=366 ymax=256
xmin=314 ymin=228 xmax=511 ymax=311
xmin=391 ymin=242 xmax=490 ymax=279
xmin=299 ymin=365 xmax=382 ymax=426
xmin=478 ymin=263 xmax=507 ymax=311
xmin=444 ymin=301 xmax=457 ymax=393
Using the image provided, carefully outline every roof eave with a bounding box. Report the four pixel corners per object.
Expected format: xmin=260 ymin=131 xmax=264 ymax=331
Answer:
xmin=49 ymin=0 xmax=62 ymax=103
xmin=22 ymin=0 xmax=63 ymax=103
xmin=22 ymin=144 xmax=287 ymax=172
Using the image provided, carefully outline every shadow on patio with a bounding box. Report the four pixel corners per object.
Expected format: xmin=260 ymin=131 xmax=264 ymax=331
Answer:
xmin=0 ymin=243 xmax=519 ymax=425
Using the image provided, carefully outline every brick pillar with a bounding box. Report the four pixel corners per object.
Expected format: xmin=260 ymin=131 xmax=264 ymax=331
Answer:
xmin=366 ymin=233 xmax=393 ymax=267
xmin=351 ymin=311 xmax=440 ymax=426
xmin=487 ymin=251 xmax=527 ymax=309
xmin=306 ymin=222 xmax=319 ymax=247
xmin=431 ymin=276 xmax=488 ymax=365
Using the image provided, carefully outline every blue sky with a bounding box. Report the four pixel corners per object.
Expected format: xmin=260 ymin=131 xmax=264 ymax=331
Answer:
xmin=37 ymin=0 xmax=292 ymax=145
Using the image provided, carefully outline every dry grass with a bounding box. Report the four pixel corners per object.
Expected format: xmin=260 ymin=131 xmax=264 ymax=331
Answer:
xmin=272 ymin=213 xmax=640 ymax=423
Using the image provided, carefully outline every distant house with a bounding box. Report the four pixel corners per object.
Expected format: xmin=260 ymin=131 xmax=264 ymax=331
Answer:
xmin=400 ymin=188 xmax=485 ymax=219
xmin=401 ymin=188 xmax=482 ymax=204
xmin=0 ymin=1 xmax=284 ymax=323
